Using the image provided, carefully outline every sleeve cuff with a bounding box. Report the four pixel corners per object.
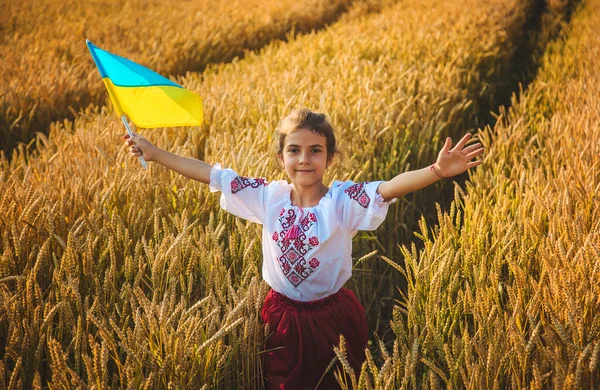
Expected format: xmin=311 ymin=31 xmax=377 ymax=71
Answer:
xmin=374 ymin=182 xmax=397 ymax=205
xmin=209 ymin=163 xmax=223 ymax=193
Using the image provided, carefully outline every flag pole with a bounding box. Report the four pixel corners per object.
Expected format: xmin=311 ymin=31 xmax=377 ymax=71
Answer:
xmin=121 ymin=115 xmax=148 ymax=169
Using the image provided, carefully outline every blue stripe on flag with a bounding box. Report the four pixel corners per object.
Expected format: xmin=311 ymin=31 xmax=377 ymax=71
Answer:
xmin=86 ymin=40 xmax=181 ymax=88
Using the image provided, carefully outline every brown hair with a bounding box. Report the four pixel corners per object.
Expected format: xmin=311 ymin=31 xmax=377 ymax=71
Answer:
xmin=277 ymin=108 xmax=338 ymax=163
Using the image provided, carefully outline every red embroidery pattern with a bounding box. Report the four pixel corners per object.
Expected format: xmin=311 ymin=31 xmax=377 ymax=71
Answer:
xmin=230 ymin=176 xmax=268 ymax=194
xmin=344 ymin=182 xmax=370 ymax=208
xmin=272 ymin=209 xmax=320 ymax=287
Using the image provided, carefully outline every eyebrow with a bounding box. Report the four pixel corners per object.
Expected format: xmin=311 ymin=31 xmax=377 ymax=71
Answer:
xmin=286 ymin=144 xmax=325 ymax=148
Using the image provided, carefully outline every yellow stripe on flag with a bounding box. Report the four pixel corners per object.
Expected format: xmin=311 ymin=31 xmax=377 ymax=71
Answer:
xmin=102 ymin=78 xmax=203 ymax=128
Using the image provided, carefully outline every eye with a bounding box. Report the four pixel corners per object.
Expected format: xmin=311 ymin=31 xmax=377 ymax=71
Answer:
xmin=311 ymin=148 xmax=322 ymax=153
xmin=288 ymin=148 xmax=299 ymax=153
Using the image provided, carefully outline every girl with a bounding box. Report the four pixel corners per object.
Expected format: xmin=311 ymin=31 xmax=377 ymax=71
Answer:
xmin=123 ymin=109 xmax=484 ymax=389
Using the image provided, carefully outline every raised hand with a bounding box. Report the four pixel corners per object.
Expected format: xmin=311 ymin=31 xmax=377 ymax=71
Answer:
xmin=433 ymin=133 xmax=484 ymax=178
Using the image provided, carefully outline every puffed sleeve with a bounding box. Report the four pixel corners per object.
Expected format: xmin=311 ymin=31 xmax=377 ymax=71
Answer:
xmin=209 ymin=163 xmax=269 ymax=224
xmin=334 ymin=180 xmax=396 ymax=231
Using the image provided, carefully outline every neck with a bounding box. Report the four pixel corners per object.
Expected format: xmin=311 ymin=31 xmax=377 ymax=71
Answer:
xmin=290 ymin=182 xmax=329 ymax=208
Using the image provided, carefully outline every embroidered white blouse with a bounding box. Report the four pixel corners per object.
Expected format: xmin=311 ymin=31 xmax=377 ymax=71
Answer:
xmin=209 ymin=163 xmax=396 ymax=301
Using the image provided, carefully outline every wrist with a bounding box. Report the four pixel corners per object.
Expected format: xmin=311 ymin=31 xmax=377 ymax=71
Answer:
xmin=145 ymin=145 xmax=162 ymax=162
xmin=430 ymin=163 xmax=445 ymax=179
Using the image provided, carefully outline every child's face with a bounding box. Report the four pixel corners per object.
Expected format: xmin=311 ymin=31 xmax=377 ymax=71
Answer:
xmin=279 ymin=128 xmax=330 ymax=187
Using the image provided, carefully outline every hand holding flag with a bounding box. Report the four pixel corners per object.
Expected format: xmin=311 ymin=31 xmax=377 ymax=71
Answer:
xmin=123 ymin=132 xmax=156 ymax=161
xmin=86 ymin=39 xmax=203 ymax=169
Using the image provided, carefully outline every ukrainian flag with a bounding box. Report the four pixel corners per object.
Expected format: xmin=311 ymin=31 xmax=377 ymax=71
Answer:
xmin=86 ymin=39 xmax=202 ymax=128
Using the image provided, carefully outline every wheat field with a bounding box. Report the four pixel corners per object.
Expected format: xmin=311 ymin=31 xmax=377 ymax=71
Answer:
xmin=0 ymin=0 xmax=598 ymax=388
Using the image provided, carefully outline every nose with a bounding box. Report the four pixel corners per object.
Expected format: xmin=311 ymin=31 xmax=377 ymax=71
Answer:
xmin=298 ymin=151 xmax=310 ymax=164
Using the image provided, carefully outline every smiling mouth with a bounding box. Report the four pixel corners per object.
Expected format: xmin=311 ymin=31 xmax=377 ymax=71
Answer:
xmin=296 ymin=170 xmax=314 ymax=173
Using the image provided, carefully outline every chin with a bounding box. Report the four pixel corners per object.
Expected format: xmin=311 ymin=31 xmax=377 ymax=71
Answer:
xmin=297 ymin=177 xmax=323 ymax=186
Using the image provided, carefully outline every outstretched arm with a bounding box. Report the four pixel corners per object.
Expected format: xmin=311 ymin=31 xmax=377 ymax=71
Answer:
xmin=123 ymin=132 xmax=212 ymax=184
xmin=377 ymin=133 xmax=484 ymax=201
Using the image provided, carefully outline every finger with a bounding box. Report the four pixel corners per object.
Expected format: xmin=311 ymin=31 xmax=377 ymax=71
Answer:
xmin=464 ymin=147 xmax=484 ymax=160
xmin=452 ymin=133 xmax=472 ymax=152
xmin=462 ymin=143 xmax=481 ymax=154
xmin=466 ymin=159 xmax=483 ymax=169
xmin=442 ymin=137 xmax=452 ymax=154
xmin=123 ymin=133 xmax=130 ymax=139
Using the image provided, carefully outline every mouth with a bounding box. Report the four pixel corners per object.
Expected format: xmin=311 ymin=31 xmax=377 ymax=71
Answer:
xmin=295 ymin=170 xmax=314 ymax=174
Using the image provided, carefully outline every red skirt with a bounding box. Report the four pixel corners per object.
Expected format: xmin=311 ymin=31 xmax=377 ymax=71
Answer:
xmin=261 ymin=288 xmax=369 ymax=390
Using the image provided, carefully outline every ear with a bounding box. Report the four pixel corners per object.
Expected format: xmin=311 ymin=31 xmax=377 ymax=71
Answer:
xmin=277 ymin=152 xmax=284 ymax=167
